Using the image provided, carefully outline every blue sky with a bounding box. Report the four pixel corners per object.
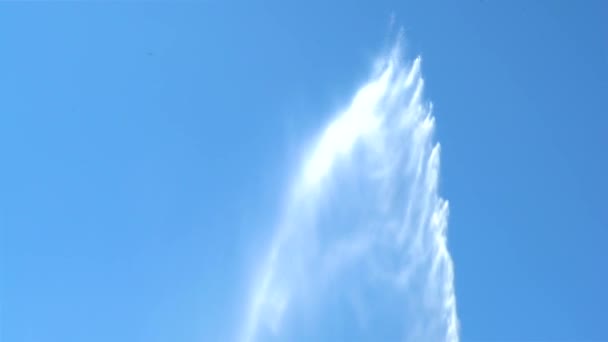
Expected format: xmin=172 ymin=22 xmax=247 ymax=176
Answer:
xmin=1 ymin=1 xmax=607 ymax=341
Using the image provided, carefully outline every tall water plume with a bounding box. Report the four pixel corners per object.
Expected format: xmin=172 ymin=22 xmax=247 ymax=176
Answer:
xmin=242 ymin=39 xmax=459 ymax=342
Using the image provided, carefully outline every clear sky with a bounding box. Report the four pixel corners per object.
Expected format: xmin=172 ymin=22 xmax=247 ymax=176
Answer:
xmin=1 ymin=1 xmax=607 ymax=341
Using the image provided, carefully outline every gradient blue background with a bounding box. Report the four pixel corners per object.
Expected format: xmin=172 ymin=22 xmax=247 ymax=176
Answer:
xmin=1 ymin=1 xmax=607 ymax=341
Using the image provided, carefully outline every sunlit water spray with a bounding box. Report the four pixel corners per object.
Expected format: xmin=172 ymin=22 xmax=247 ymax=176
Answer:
xmin=242 ymin=41 xmax=458 ymax=342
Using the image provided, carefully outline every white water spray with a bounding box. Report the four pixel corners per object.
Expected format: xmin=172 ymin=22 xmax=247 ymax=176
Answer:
xmin=242 ymin=41 xmax=459 ymax=342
